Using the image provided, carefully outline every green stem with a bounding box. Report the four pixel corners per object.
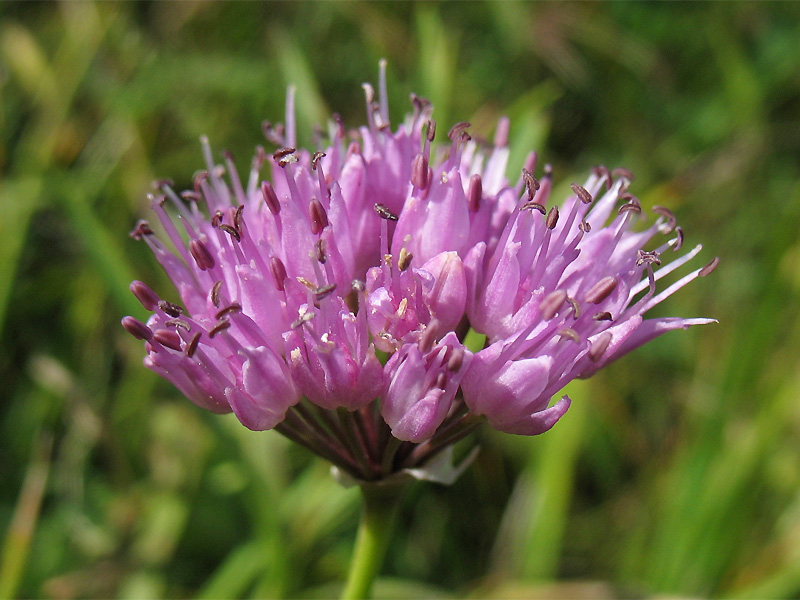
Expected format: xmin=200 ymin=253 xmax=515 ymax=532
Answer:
xmin=341 ymin=482 xmax=408 ymax=600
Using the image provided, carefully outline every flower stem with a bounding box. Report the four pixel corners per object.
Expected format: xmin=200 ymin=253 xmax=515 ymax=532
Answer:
xmin=341 ymin=481 xmax=408 ymax=600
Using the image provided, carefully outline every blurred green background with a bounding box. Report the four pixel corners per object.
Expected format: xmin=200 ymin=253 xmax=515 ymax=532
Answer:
xmin=2 ymin=2 xmax=800 ymax=598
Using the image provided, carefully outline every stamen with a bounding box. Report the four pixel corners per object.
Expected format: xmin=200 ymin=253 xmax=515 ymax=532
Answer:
xmin=494 ymin=116 xmax=510 ymax=148
xmin=234 ymin=205 xmax=244 ymax=232
xmin=291 ymin=311 xmax=315 ymax=329
xmin=273 ymin=147 xmax=297 ymax=166
xmin=261 ymin=181 xmax=281 ymax=215
xmin=211 ymin=281 xmax=223 ymax=307
xmin=216 ymin=303 xmax=242 ymax=319
xmin=558 ymin=328 xmax=580 ymax=343
xmin=121 ymin=316 xmax=153 ymax=341
xmin=618 ymin=202 xmax=642 ymax=215
xmin=189 ymin=239 xmax=216 ymax=271
xmin=591 ymin=166 xmax=612 ymax=190
xmin=584 ymin=276 xmax=618 ymax=304
xmin=397 ymin=247 xmax=413 ymax=271
xmin=315 ymin=238 xmax=327 ymax=264
xmin=158 ymin=300 xmax=184 ymax=318
xmin=546 ymin=206 xmax=560 ymax=230
xmin=312 ymin=151 xmax=326 ymax=170
xmin=270 ymin=257 xmax=287 ymax=292
xmin=186 ymin=332 xmax=201 ymax=357
xmin=448 ymin=122 xmax=471 ymax=142
xmin=539 ymin=289 xmax=567 ymax=320
xmin=571 ymin=183 xmax=593 ymax=204
xmin=374 ymin=203 xmax=399 ymax=221
xmin=611 ymin=167 xmax=635 ymax=181
xmin=165 ymin=319 xmax=191 ymax=331
xmin=672 ymin=227 xmax=684 ymax=251
xmin=426 ymin=119 xmax=436 ymax=142
xmin=313 ymin=283 xmax=337 ymax=301
xmin=653 ymin=205 xmax=677 ymax=233
xmin=351 ymin=279 xmax=366 ymax=293
xmin=418 ymin=323 xmax=438 ymax=354
xmin=447 ymin=346 xmax=465 ymax=372
xmin=636 ymin=250 xmax=662 ymax=267
xmin=579 ymin=220 xmax=592 ymax=232
xmin=567 ymin=296 xmax=581 ymax=319
xmin=698 ymin=257 xmax=720 ymax=277
xmin=522 ymin=201 xmax=546 ymax=215
xmin=297 ymin=277 xmax=316 ymax=291
xmin=593 ymin=311 xmax=613 ymax=321
xmin=522 ymin=169 xmax=540 ymax=200
xmin=310 ymin=199 xmax=329 ymax=234
xmin=211 ymin=210 xmax=224 ymax=228
xmin=130 ymin=220 xmax=153 ymax=239
xmin=589 ymin=332 xmax=612 ymax=362
xmin=411 ymin=154 xmax=429 ymax=189
xmin=209 ymin=320 xmax=231 ymax=338
xmin=220 ymin=224 xmax=241 ymax=242
xmin=154 ymin=329 xmax=182 ymax=351
xmin=130 ymin=281 xmax=159 ymax=311
xmin=467 ymin=174 xmax=482 ymax=212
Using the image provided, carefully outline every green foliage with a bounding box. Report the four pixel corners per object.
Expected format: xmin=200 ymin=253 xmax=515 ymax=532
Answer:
xmin=2 ymin=1 xmax=800 ymax=597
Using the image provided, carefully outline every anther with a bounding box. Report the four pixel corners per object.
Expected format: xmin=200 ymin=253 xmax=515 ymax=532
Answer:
xmin=636 ymin=250 xmax=662 ymax=266
xmin=447 ymin=346 xmax=465 ymax=372
xmin=209 ymin=320 xmax=231 ymax=338
xmin=193 ymin=170 xmax=209 ymax=192
xmin=121 ymin=316 xmax=153 ymax=341
xmin=426 ymin=119 xmax=436 ymax=142
xmin=130 ymin=220 xmax=153 ymax=239
xmin=180 ymin=191 xmax=202 ymax=203
xmin=310 ymin=199 xmax=329 ymax=234
xmin=189 ymin=239 xmax=216 ymax=271
xmin=216 ymin=303 xmax=242 ymax=319
xmin=592 ymin=166 xmax=612 ymax=190
xmin=567 ymin=296 xmax=581 ymax=319
xmin=154 ymin=329 xmax=182 ymax=351
xmin=593 ymin=311 xmax=613 ymax=321
xmin=261 ymin=181 xmax=281 ymax=215
xmin=522 ymin=169 xmax=540 ymax=200
xmin=397 ymin=247 xmax=413 ymax=271
xmin=522 ymin=201 xmax=546 ymax=215
xmin=311 ymin=151 xmax=326 ymax=170
xmin=546 ymin=206 xmax=560 ymax=229
xmin=313 ymin=283 xmax=337 ymax=301
xmin=571 ymin=183 xmax=593 ymax=204
xmin=611 ymin=167 xmax=635 ymax=181
xmin=272 ymin=147 xmax=296 ymax=161
xmin=435 ymin=372 xmax=448 ymax=389
xmin=618 ymin=202 xmax=642 ymax=215
xmin=315 ymin=238 xmax=327 ymax=264
xmin=589 ymin=332 xmax=612 ymax=362
xmin=672 ymin=227 xmax=684 ymax=251
xmin=558 ymin=328 xmax=580 ymax=343
xmin=165 ymin=319 xmax=191 ymax=331
xmin=211 ymin=281 xmax=223 ymax=307
xmin=584 ymin=276 xmax=618 ymax=304
xmin=297 ymin=277 xmax=316 ymax=291
xmin=220 ymin=224 xmax=241 ymax=242
xmin=698 ymin=257 xmax=720 ymax=277
xmin=269 ymin=257 xmax=287 ymax=292
xmin=653 ymin=205 xmax=677 ymax=233
xmin=186 ymin=332 xmax=201 ymax=357
xmin=418 ymin=324 xmax=438 ymax=354
xmin=130 ymin=281 xmax=159 ymax=311
xmin=374 ymin=203 xmax=399 ymax=221
xmin=234 ymin=205 xmax=244 ymax=232
xmin=467 ymin=174 xmax=482 ymax=212
xmin=351 ymin=279 xmax=366 ymax=293
xmin=211 ymin=210 xmax=224 ymax=228
xmin=291 ymin=312 xmax=315 ymax=329
xmin=539 ymin=289 xmax=567 ymax=320
xmin=579 ymin=220 xmax=592 ymax=233
xmin=158 ymin=300 xmax=184 ymax=318
xmin=447 ymin=122 xmax=471 ymax=142
xmin=152 ymin=178 xmax=174 ymax=190
xmin=411 ymin=154 xmax=429 ymax=189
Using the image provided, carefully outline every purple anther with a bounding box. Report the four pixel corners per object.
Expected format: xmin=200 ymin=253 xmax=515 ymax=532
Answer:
xmin=546 ymin=206 xmax=560 ymax=230
xmin=269 ymin=257 xmax=288 ymax=292
xmin=130 ymin=220 xmax=153 ymax=240
xmin=653 ymin=205 xmax=677 ymax=233
xmin=611 ymin=167 xmax=635 ymax=181
xmin=699 ymin=257 xmax=720 ymax=277
xmin=261 ymin=181 xmax=281 ymax=215
xmin=593 ymin=311 xmax=613 ymax=321
xmin=154 ymin=329 xmax=183 ymax=351
xmin=522 ymin=201 xmax=546 ymax=215
xmin=571 ymin=183 xmax=593 ymax=204
xmin=411 ymin=154 xmax=429 ymax=189
xmin=522 ymin=169 xmax=540 ymax=200
xmin=585 ymin=277 xmax=618 ymax=304
xmin=208 ymin=320 xmax=231 ymax=338
xmin=539 ymin=289 xmax=567 ymax=320
xmin=130 ymin=280 xmax=159 ymax=311
xmin=193 ymin=170 xmax=209 ymax=193
xmin=122 ymin=316 xmax=153 ymax=341
xmin=211 ymin=281 xmax=223 ymax=307
xmin=589 ymin=332 xmax=612 ymax=362
xmin=185 ymin=332 xmax=201 ymax=357
xmin=219 ymin=224 xmax=241 ymax=242
xmin=234 ymin=205 xmax=244 ymax=232
xmin=559 ymin=328 xmax=580 ymax=343
xmin=190 ymin=239 xmax=216 ymax=271
xmin=216 ymin=303 xmax=242 ymax=319
xmin=426 ymin=119 xmax=436 ymax=142
xmin=315 ymin=238 xmax=327 ymax=264
xmin=467 ymin=174 xmax=482 ymax=212
xmin=447 ymin=121 xmax=471 ymax=142
xmin=309 ymin=199 xmax=329 ymax=234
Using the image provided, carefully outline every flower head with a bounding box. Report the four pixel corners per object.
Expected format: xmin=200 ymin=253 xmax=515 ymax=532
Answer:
xmin=124 ymin=63 xmax=716 ymax=482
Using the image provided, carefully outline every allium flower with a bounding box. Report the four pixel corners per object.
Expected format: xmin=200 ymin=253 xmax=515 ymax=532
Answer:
xmin=123 ymin=64 xmax=716 ymax=482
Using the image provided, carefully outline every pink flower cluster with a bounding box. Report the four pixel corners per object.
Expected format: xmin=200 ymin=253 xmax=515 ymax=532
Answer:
xmin=123 ymin=68 xmax=716 ymax=480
